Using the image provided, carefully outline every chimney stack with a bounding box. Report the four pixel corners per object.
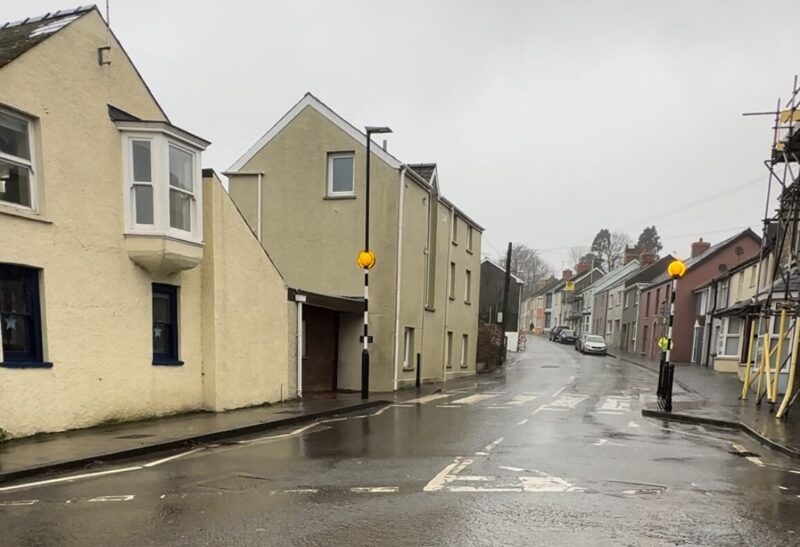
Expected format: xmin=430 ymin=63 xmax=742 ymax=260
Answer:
xmin=639 ymin=250 xmax=657 ymax=266
xmin=575 ymin=262 xmax=590 ymax=274
xmin=691 ymin=237 xmax=711 ymax=258
xmin=562 ymin=269 xmax=573 ymax=280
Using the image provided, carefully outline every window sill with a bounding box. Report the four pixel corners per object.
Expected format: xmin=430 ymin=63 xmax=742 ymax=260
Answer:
xmin=1 ymin=361 xmax=53 ymax=369
xmin=153 ymin=359 xmax=184 ymax=367
xmin=402 ymin=366 xmax=415 ymax=372
xmin=466 ymin=249 xmax=473 ymax=255
xmin=445 ymin=365 xmax=453 ymax=370
xmin=425 ymin=306 xmax=436 ymax=312
xmin=323 ymin=194 xmax=356 ymax=200
xmin=449 ymin=296 xmax=455 ymax=301
xmin=465 ymin=301 xmax=471 ymax=305
xmin=0 ymin=205 xmax=52 ymax=225
xmin=451 ymin=241 xmax=458 ymax=246
xmin=459 ymin=365 xmax=469 ymax=370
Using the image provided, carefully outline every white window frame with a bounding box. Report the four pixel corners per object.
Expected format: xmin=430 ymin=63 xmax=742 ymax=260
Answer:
xmin=718 ymin=317 xmax=741 ymax=357
xmin=460 ymin=334 xmax=468 ymax=367
xmin=466 ymin=225 xmax=473 ymax=252
xmin=0 ymin=107 xmax=38 ymax=212
xmin=121 ymin=131 xmax=203 ymax=244
xmin=326 ymin=152 xmax=355 ymax=197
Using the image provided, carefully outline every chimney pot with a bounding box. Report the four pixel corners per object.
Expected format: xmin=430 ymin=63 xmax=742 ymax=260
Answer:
xmin=691 ymin=238 xmax=711 ymax=258
xmin=562 ymin=269 xmax=573 ymax=280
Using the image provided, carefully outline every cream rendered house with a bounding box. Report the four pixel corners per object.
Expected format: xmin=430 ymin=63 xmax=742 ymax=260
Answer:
xmin=0 ymin=7 xmax=291 ymax=438
xmin=226 ymin=95 xmax=483 ymax=392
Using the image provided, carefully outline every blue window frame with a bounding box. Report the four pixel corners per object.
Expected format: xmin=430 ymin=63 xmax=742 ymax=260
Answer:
xmin=0 ymin=264 xmax=48 ymax=367
xmin=152 ymin=283 xmax=181 ymax=366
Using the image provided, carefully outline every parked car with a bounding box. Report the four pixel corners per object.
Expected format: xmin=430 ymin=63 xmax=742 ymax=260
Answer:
xmin=558 ymin=329 xmax=576 ymax=344
xmin=580 ymin=334 xmax=608 ymax=355
xmin=549 ymin=326 xmax=567 ymax=341
xmin=575 ymin=333 xmax=586 ymax=351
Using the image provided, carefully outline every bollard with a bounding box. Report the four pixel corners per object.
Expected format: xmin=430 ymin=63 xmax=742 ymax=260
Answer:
xmin=415 ymin=353 xmax=421 ymax=388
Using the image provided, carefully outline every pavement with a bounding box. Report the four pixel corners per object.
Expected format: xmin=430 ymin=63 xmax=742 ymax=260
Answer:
xmin=2 ymin=336 xmax=800 ymax=546
xmin=0 ymin=383 xmax=475 ymax=485
xmin=613 ymin=350 xmax=800 ymax=459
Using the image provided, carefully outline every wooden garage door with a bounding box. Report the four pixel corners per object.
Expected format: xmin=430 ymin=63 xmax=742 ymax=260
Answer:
xmin=302 ymin=306 xmax=339 ymax=392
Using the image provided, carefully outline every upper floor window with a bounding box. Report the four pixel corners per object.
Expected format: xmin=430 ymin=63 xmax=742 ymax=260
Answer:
xmin=465 ymin=269 xmax=472 ymax=303
xmin=452 ymin=215 xmax=459 ymax=243
xmin=466 ymin=225 xmax=474 ymax=252
xmin=121 ymin=130 xmax=204 ymax=243
xmin=327 ymin=152 xmax=354 ymax=196
xmin=0 ymin=109 xmax=36 ymax=210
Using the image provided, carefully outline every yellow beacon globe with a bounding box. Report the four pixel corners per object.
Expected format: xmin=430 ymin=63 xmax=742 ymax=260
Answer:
xmin=667 ymin=259 xmax=686 ymax=279
xmin=357 ymin=250 xmax=376 ymax=270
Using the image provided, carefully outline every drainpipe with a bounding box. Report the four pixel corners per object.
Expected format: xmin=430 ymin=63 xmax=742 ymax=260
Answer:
xmin=295 ymin=295 xmax=306 ymax=398
xmin=257 ymin=172 xmax=263 ymax=242
xmin=442 ymin=206 xmax=454 ymax=382
xmin=392 ymin=167 xmax=407 ymax=391
xmin=704 ymin=282 xmax=718 ymax=368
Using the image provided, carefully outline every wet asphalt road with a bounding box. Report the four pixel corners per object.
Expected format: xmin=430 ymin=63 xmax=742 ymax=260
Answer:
xmin=2 ymin=337 xmax=800 ymax=546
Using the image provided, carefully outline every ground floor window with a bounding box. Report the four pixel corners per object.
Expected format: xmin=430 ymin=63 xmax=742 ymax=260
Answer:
xmin=718 ymin=317 xmax=741 ymax=357
xmin=403 ymin=327 xmax=415 ymax=368
xmin=446 ymin=331 xmax=453 ymax=367
xmin=461 ymin=334 xmax=468 ymax=367
xmin=152 ymin=283 xmax=180 ymax=365
xmin=0 ymin=263 xmax=44 ymax=365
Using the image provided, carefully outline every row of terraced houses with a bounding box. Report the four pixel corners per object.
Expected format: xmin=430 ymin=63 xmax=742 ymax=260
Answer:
xmin=0 ymin=6 xmax=483 ymax=438
xmin=520 ymin=231 xmax=763 ymax=374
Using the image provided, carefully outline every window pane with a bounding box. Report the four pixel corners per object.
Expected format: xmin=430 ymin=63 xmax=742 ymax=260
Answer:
xmin=728 ymin=318 xmax=741 ymax=334
xmin=169 ymin=145 xmax=194 ymax=192
xmin=153 ymin=293 xmax=171 ymax=323
xmin=153 ymin=323 xmax=171 ymax=355
xmin=132 ymin=140 xmax=151 ymax=182
xmin=169 ymin=189 xmax=191 ymax=231
xmin=725 ymin=336 xmax=739 ymax=356
xmin=0 ymin=273 xmax=28 ymax=314
xmin=134 ymin=185 xmax=154 ymax=225
xmin=331 ymin=156 xmax=354 ymax=193
xmin=0 ymin=159 xmax=32 ymax=207
xmin=0 ymin=111 xmax=30 ymax=160
xmin=1 ymin=313 xmax=30 ymax=353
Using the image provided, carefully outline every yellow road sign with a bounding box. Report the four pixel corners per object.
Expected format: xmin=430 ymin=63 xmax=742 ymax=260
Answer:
xmin=658 ymin=337 xmax=672 ymax=351
xmin=565 ymin=281 xmax=575 ymax=292
xmin=357 ymin=250 xmax=376 ymax=269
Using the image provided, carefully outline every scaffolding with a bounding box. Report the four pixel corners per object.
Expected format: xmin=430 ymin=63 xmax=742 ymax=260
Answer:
xmin=740 ymin=76 xmax=800 ymax=418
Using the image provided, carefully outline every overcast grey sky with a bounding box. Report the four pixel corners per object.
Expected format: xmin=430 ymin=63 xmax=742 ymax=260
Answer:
xmin=7 ymin=0 xmax=799 ymax=270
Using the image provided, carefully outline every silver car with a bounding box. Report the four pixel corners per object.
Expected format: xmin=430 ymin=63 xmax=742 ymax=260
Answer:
xmin=580 ymin=334 xmax=607 ymax=355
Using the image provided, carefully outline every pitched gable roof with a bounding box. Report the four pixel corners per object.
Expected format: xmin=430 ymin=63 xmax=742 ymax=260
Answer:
xmin=0 ymin=5 xmax=94 ymax=69
xmin=624 ymin=255 xmax=676 ymax=287
xmin=227 ymin=93 xmax=404 ymax=172
xmin=408 ymin=163 xmax=436 ymax=184
xmin=480 ymin=259 xmax=524 ymax=284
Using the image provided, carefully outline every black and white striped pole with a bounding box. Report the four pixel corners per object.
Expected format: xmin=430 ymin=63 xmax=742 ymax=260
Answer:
xmin=659 ymin=259 xmax=686 ymax=412
xmin=359 ymin=126 xmax=392 ymax=400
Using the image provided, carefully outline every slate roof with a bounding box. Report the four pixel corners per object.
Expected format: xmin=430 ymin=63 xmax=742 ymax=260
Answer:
xmin=648 ymin=229 xmax=761 ymax=287
xmin=624 ymin=255 xmax=676 ymax=287
xmin=0 ymin=6 xmax=94 ymax=69
xmin=408 ymin=163 xmax=436 ymax=183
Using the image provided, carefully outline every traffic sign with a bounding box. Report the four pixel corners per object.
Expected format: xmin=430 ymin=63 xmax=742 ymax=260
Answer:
xmin=658 ymin=337 xmax=672 ymax=351
xmin=565 ymin=281 xmax=575 ymax=292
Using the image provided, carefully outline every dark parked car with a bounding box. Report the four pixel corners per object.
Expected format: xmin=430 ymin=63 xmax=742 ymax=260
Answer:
xmin=549 ymin=326 xmax=567 ymax=341
xmin=558 ymin=329 xmax=576 ymax=344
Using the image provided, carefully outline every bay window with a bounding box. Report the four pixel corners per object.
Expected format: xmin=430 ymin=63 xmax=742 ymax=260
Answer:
xmin=0 ymin=108 xmax=36 ymax=210
xmin=119 ymin=124 xmax=206 ymax=244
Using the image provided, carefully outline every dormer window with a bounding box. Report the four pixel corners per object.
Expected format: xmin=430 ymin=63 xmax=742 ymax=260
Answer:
xmin=118 ymin=123 xmax=207 ymax=244
xmin=0 ymin=108 xmax=36 ymax=210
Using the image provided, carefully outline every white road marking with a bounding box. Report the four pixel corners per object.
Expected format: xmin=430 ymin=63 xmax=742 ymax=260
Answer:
xmin=517 ymin=418 xmax=529 ymax=425
xmin=484 ymin=438 xmax=505 ymax=452
xmin=451 ymin=394 xmax=500 ymax=405
xmin=0 ymin=466 xmax=142 ymax=493
xmin=593 ymin=439 xmax=608 ymax=446
xmin=549 ymin=394 xmax=588 ymax=409
xmin=391 ymin=404 xmax=415 ymax=408
xmin=779 ymin=486 xmax=788 ymax=490
xmin=747 ymin=457 xmax=765 ymax=467
xmin=568 ymin=376 xmax=576 ymax=382
xmin=424 ymin=458 xmax=467 ymax=492
xmin=499 ymin=466 xmax=525 ymax=472
xmin=474 ymin=451 xmax=489 ymax=456
xmin=790 ymin=470 xmax=800 ymax=475
xmin=597 ymin=411 xmax=624 ymax=415
xmin=239 ymin=422 xmax=320 ymax=444
xmin=599 ymin=397 xmax=631 ymax=412
xmin=405 ymin=393 xmax=452 ymax=405
xmin=89 ymin=495 xmax=134 ymax=502
xmin=520 ymin=474 xmax=582 ymax=493
xmin=508 ymin=394 xmax=540 ymax=406
xmin=486 ymin=405 xmax=511 ymax=409
xmin=144 ymin=447 xmax=205 ymax=468
xmin=551 ymin=387 xmax=566 ymax=397
xmin=628 ymin=421 xmax=640 ymax=428
xmin=350 ymin=486 xmax=399 ymax=493
xmin=273 ymin=488 xmax=319 ymax=494
xmin=452 ymin=476 xmax=495 ymax=481
xmin=436 ymin=404 xmax=461 ymax=408
xmin=732 ymin=443 xmax=748 ymax=452
xmin=540 ymin=407 xmax=570 ymax=412
xmin=0 ymin=500 xmax=38 ymax=506
xmin=449 ymin=486 xmax=522 ymax=492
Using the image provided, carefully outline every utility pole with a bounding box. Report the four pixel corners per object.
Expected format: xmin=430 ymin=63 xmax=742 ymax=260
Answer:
xmin=499 ymin=242 xmax=512 ymax=365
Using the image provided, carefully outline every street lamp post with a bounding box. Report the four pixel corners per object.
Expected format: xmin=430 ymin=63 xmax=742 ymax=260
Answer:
xmin=658 ymin=259 xmax=687 ymax=412
xmin=360 ymin=126 xmax=392 ymax=399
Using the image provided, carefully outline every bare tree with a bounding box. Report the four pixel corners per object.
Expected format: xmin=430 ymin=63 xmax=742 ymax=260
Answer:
xmin=568 ymin=246 xmax=589 ymax=269
xmin=608 ymin=232 xmax=633 ymax=270
xmin=500 ymin=243 xmax=554 ymax=298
